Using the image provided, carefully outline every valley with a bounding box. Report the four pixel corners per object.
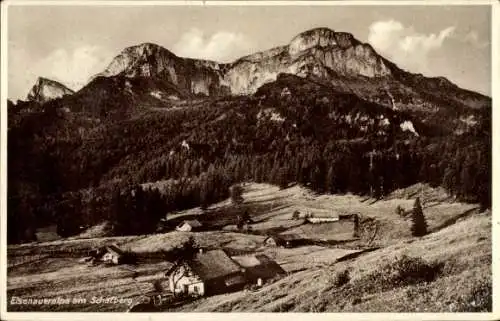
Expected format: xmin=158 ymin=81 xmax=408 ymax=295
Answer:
xmin=6 ymin=183 xmax=491 ymax=312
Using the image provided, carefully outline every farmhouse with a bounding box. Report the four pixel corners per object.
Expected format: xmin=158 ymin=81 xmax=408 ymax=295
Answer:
xmin=166 ymin=249 xmax=246 ymax=296
xmin=231 ymin=254 xmax=286 ymax=284
xmin=176 ymin=220 xmax=203 ymax=232
xmin=264 ymin=234 xmax=302 ymax=248
xmin=34 ymin=224 xmax=61 ymax=242
xmin=102 ymin=244 xmax=124 ymax=265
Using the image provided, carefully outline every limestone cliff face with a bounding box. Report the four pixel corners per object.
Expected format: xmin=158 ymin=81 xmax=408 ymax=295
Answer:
xmin=27 ymin=77 xmax=75 ymax=103
xmin=89 ymin=27 xmax=489 ymax=111
xmin=92 ymin=28 xmax=394 ymax=96
xmin=222 ymin=28 xmax=392 ymax=94
xmin=288 ymin=29 xmax=358 ymax=55
xmin=93 ymin=43 xmax=229 ymax=96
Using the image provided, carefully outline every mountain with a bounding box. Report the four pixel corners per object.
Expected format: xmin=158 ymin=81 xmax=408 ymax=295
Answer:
xmin=86 ymin=27 xmax=489 ymax=113
xmin=26 ymin=77 xmax=75 ymax=103
xmin=7 ymin=27 xmax=491 ymax=244
xmin=92 ymin=42 xmax=230 ymax=98
xmin=225 ymin=28 xmax=392 ymax=95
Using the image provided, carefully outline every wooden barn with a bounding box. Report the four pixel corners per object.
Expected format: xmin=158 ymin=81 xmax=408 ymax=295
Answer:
xmin=102 ymin=244 xmax=124 ymax=265
xmin=231 ymin=254 xmax=286 ymax=285
xmin=264 ymin=234 xmax=302 ymax=248
xmin=34 ymin=224 xmax=61 ymax=242
xmin=176 ymin=220 xmax=203 ymax=232
xmin=166 ymin=249 xmax=246 ymax=296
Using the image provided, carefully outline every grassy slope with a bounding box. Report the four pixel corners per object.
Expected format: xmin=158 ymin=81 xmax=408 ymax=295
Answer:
xmin=168 ymin=213 xmax=490 ymax=312
xmin=7 ymin=183 xmax=490 ymax=312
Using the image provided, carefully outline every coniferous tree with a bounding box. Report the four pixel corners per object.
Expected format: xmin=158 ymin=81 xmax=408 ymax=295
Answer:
xmin=325 ymin=165 xmax=335 ymax=194
xmin=410 ymin=197 xmax=428 ymax=237
xmin=230 ymin=184 xmax=244 ymax=206
xmin=277 ymin=167 xmax=289 ymax=189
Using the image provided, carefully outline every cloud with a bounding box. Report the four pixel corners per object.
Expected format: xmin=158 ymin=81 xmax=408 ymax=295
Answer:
xmin=173 ymin=28 xmax=252 ymax=62
xmin=36 ymin=45 xmax=112 ymax=90
xmin=367 ymin=20 xmax=405 ymax=53
xmin=9 ymin=45 xmax=112 ymax=100
xmin=461 ymin=30 xmax=489 ymax=49
xmin=368 ymin=20 xmax=456 ymax=73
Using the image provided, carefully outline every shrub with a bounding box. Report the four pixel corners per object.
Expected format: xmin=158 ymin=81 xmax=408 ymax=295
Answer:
xmin=332 ymin=269 xmax=350 ymax=287
xmin=453 ymin=279 xmax=492 ymax=312
xmin=230 ymin=184 xmax=244 ymax=206
xmin=395 ymin=205 xmax=405 ymax=217
xmin=292 ymin=210 xmax=300 ymax=220
xmin=385 ymin=255 xmax=442 ymax=285
xmin=354 ymin=255 xmax=443 ymax=294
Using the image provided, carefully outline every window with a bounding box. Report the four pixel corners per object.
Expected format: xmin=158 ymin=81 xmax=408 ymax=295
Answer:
xmin=193 ymin=286 xmax=199 ymax=294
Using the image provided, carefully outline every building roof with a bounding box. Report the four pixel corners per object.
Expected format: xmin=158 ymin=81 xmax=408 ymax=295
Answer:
xmin=35 ymin=231 xmax=61 ymax=242
xmin=231 ymin=254 xmax=286 ymax=280
xmin=106 ymin=244 xmax=124 ymax=256
xmin=266 ymin=234 xmax=301 ymax=242
xmin=278 ymin=233 xmax=301 ymax=241
xmin=306 ymin=217 xmax=340 ymax=224
xmin=180 ymin=220 xmax=203 ymax=228
xmin=36 ymin=224 xmax=58 ymax=233
xmin=188 ymin=249 xmax=242 ymax=281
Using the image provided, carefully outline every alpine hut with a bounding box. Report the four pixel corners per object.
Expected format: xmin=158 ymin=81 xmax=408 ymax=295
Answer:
xmin=263 ymin=234 xmax=302 ymax=248
xmin=166 ymin=249 xmax=246 ymax=296
xmin=176 ymin=220 xmax=203 ymax=232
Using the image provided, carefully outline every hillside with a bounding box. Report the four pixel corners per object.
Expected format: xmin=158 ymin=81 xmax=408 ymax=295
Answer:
xmin=169 ymin=214 xmax=490 ymax=312
xmin=6 ymin=183 xmax=491 ymax=312
xmin=7 ymin=69 xmax=491 ymax=244
xmin=7 ymin=28 xmax=490 ymax=239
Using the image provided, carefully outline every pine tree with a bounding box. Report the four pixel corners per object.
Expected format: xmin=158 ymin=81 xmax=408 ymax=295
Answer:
xmin=410 ymin=197 xmax=428 ymax=237
xmin=325 ymin=165 xmax=335 ymax=194
xmin=230 ymin=184 xmax=244 ymax=206
xmin=277 ymin=166 xmax=289 ymax=189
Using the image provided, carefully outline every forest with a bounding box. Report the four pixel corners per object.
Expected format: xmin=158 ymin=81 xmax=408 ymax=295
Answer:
xmin=7 ymin=75 xmax=491 ymax=243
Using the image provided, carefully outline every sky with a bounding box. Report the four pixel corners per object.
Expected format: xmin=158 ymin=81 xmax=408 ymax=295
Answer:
xmin=7 ymin=4 xmax=492 ymax=100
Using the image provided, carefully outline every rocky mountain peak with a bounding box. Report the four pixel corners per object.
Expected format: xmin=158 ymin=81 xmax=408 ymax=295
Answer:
xmin=93 ymin=42 xmax=180 ymax=79
xmin=26 ymin=77 xmax=74 ymax=103
xmin=123 ymin=42 xmax=176 ymax=59
xmin=288 ymin=28 xmax=359 ymax=56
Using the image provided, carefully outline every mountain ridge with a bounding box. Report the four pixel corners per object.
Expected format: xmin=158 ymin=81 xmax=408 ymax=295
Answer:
xmin=78 ymin=27 xmax=489 ymax=113
xmin=19 ymin=27 xmax=491 ymax=128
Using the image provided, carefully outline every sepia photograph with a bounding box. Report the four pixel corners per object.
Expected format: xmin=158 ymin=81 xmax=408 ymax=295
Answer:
xmin=1 ymin=0 xmax=497 ymax=319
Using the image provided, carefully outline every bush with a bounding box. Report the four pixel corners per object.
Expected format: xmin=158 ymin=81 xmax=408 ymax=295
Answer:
xmin=354 ymin=255 xmax=443 ymax=294
xmin=395 ymin=205 xmax=405 ymax=217
xmin=230 ymin=184 xmax=244 ymax=206
xmin=332 ymin=269 xmax=350 ymax=287
xmin=292 ymin=210 xmax=300 ymax=220
xmin=453 ymin=280 xmax=492 ymax=312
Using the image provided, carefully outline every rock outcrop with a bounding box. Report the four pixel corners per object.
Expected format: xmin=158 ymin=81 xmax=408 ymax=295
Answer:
xmin=91 ymin=28 xmax=395 ymax=96
xmin=93 ymin=43 xmax=229 ymax=97
xmin=27 ymin=77 xmax=75 ymax=103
